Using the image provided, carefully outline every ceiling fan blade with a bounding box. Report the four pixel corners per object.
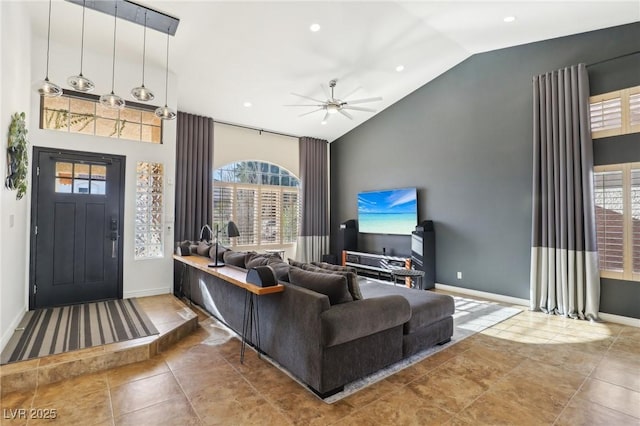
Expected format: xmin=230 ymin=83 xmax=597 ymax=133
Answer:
xmin=320 ymin=83 xmax=330 ymax=100
xmin=338 ymin=109 xmax=353 ymax=120
xmin=321 ymin=111 xmax=329 ymax=123
xmin=346 ymin=96 xmax=383 ymax=105
xmin=291 ymin=92 xmax=325 ymax=104
xmin=341 ymin=86 xmax=362 ymax=100
xmin=342 ymin=105 xmax=377 ymax=113
xmin=284 ymin=104 xmax=324 ymax=107
xmin=298 ymin=108 xmax=324 ymax=117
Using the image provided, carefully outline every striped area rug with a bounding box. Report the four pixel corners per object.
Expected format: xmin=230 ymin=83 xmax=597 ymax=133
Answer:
xmin=1 ymin=299 xmax=159 ymax=364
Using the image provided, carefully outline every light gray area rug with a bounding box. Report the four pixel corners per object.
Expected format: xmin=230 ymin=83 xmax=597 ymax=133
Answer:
xmin=262 ymin=293 xmax=522 ymax=403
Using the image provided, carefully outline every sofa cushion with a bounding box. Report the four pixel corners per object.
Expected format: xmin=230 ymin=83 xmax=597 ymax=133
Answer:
xmin=288 ymin=267 xmax=353 ymax=305
xmin=303 ymin=264 xmax=363 ymax=301
xmin=223 ymin=250 xmax=247 ymax=268
xmin=268 ymin=258 xmax=290 ymax=282
xmin=310 ymin=261 xmax=357 ymax=275
xmin=359 ymin=281 xmax=455 ymax=334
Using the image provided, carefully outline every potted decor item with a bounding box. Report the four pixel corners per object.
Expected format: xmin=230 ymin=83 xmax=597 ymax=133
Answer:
xmin=5 ymin=112 xmax=29 ymax=200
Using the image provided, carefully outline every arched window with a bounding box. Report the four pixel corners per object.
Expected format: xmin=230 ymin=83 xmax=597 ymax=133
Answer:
xmin=213 ymin=161 xmax=300 ymax=247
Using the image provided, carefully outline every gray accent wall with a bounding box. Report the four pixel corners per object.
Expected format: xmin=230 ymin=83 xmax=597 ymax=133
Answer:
xmin=330 ymin=22 xmax=640 ymax=318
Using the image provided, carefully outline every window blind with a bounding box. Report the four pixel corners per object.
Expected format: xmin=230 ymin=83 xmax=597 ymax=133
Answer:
xmin=594 ymin=171 xmax=624 ymax=272
xmin=632 ymin=168 xmax=640 ymax=274
xmin=590 ymin=97 xmax=622 ymax=132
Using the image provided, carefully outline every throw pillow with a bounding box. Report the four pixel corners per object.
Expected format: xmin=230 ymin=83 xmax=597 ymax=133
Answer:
xmin=196 ymin=241 xmax=212 ymax=256
xmin=223 ymin=250 xmax=247 ymax=268
xmin=288 ymin=267 xmax=353 ymax=305
xmin=310 ymin=261 xmax=358 ymax=274
xmin=268 ymin=258 xmax=290 ymax=282
xmin=303 ymin=264 xmax=363 ymax=301
xmin=209 ymin=245 xmax=229 ymax=262
xmin=246 ymin=254 xmax=271 ymax=269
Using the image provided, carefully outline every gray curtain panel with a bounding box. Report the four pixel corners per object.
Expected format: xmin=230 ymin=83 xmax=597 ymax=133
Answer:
xmin=175 ymin=112 xmax=214 ymax=243
xmin=297 ymin=137 xmax=329 ymax=262
xmin=530 ymin=63 xmax=600 ymax=321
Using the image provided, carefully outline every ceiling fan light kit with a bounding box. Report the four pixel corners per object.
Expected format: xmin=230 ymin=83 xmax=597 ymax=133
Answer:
xmin=287 ymin=79 xmax=382 ymax=124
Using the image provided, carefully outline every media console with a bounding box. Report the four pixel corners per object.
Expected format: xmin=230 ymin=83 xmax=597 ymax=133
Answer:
xmin=342 ymin=250 xmax=411 ymax=284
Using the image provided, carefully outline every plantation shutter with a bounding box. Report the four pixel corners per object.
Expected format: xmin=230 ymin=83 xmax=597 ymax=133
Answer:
xmin=632 ymin=168 xmax=640 ymax=274
xmin=236 ymin=188 xmax=257 ymax=245
xmin=629 ymin=91 xmax=640 ymax=131
xmin=590 ymin=95 xmax=622 ymax=137
xmin=282 ymin=190 xmax=299 ymax=243
xmin=594 ymin=171 xmax=624 ymax=271
xmin=260 ymin=189 xmax=280 ymax=244
xmin=213 ymin=185 xmax=234 ymax=245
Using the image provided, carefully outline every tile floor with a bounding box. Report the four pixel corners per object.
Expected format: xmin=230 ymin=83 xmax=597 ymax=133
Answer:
xmin=1 ymin=294 xmax=639 ymax=426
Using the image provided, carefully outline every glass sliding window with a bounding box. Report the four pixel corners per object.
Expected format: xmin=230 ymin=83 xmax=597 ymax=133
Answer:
xmin=135 ymin=162 xmax=164 ymax=259
xmin=41 ymin=90 xmax=162 ymax=144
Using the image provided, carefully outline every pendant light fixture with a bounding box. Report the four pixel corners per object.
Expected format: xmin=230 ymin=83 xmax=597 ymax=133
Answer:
xmin=99 ymin=4 xmax=125 ymax=109
xmin=67 ymin=0 xmax=94 ymax=92
xmin=131 ymin=11 xmax=154 ymax=102
xmin=36 ymin=0 xmax=62 ymax=97
xmin=155 ymin=29 xmax=176 ymax=120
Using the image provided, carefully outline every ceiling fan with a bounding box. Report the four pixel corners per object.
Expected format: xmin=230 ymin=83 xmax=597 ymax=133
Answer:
xmin=287 ymin=79 xmax=382 ymax=124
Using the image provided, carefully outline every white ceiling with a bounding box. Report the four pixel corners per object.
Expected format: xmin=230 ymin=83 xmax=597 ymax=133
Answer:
xmin=26 ymin=1 xmax=640 ymax=142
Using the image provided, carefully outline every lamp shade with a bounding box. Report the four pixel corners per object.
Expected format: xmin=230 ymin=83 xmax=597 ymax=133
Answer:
xmin=227 ymin=221 xmax=240 ymax=238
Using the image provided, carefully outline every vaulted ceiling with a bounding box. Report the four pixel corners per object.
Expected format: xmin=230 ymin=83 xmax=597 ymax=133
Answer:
xmin=27 ymin=1 xmax=640 ymax=141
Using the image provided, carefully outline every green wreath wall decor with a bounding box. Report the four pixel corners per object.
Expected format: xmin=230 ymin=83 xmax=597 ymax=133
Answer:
xmin=5 ymin=112 xmax=29 ymax=200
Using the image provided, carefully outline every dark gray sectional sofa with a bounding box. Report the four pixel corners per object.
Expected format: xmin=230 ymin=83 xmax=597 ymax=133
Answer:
xmin=176 ymin=250 xmax=454 ymax=398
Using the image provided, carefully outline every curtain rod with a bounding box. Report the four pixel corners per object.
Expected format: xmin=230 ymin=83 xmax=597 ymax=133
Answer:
xmin=213 ymin=120 xmax=300 ymax=139
xmin=586 ymin=50 xmax=640 ymax=68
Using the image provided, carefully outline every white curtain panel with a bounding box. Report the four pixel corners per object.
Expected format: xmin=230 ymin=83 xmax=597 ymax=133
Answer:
xmin=530 ymin=63 xmax=600 ymax=321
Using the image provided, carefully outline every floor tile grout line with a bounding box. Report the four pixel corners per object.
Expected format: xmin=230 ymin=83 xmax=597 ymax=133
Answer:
xmin=166 ymin=365 xmax=205 ymax=426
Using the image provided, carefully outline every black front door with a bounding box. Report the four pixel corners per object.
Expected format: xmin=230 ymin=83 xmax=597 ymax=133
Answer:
xmin=30 ymin=148 xmax=125 ymax=309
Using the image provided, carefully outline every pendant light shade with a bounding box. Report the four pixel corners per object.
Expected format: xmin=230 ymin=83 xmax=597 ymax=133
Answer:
xmin=100 ymin=4 xmax=125 ymax=110
xmin=68 ymin=0 xmax=94 ymax=92
xmin=36 ymin=0 xmax=62 ymax=97
xmin=155 ymin=30 xmax=176 ymax=120
xmin=131 ymin=11 xmax=154 ymax=102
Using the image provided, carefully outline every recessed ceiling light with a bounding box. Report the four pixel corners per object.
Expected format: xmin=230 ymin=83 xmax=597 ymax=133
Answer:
xmin=310 ymin=23 xmax=321 ymax=32
xmin=321 ymin=120 xmax=327 ymax=125
xmin=243 ymin=101 xmax=252 ymax=107
xmin=503 ymin=16 xmax=516 ymax=23
xmin=396 ymin=65 xmax=405 ymax=72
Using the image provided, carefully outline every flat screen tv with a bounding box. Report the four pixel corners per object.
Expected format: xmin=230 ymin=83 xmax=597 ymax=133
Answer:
xmin=357 ymin=187 xmax=417 ymax=235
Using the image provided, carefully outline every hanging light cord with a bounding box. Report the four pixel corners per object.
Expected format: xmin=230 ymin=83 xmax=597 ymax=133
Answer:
xmin=164 ymin=29 xmax=170 ymax=105
xmin=141 ymin=11 xmax=148 ymax=85
xmin=45 ymin=0 xmax=53 ymax=79
xmin=109 ymin=4 xmax=118 ymax=92
xmin=79 ymin=0 xmax=86 ymax=75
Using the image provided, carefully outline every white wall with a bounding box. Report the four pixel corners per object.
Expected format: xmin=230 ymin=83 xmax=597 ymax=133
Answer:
xmin=1 ymin=1 xmax=33 ymax=350
xmin=213 ymin=123 xmax=299 ymax=259
xmin=28 ymin=36 xmax=178 ymax=301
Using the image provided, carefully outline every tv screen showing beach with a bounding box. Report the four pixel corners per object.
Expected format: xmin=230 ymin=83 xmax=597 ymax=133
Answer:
xmin=357 ymin=188 xmax=417 ymax=235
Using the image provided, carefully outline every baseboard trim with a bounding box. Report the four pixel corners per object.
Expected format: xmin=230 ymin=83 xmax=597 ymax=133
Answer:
xmin=435 ymin=283 xmax=529 ymax=306
xmin=124 ymin=287 xmax=171 ymax=299
xmin=598 ymin=312 xmax=640 ymax=328
xmin=435 ymin=283 xmax=639 ymax=328
xmin=1 ymin=304 xmax=27 ymax=352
